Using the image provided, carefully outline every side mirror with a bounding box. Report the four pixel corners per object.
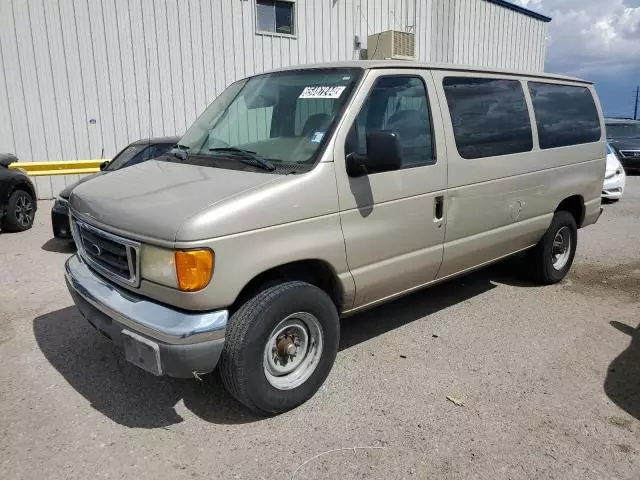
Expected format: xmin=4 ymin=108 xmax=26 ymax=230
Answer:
xmin=346 ymin=131 xmax=402 ymax=177
xmin=99 ymin=160 xmax=109 ymax=171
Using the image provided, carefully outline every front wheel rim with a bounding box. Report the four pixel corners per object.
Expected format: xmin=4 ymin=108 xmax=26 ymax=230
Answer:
xmin=263 ymin=312 xmax=324 ymax=390
xmin=551 ymin=226 xmax=571 ymax=270
xmin=15 ymin=194 xmax=33 ymax=227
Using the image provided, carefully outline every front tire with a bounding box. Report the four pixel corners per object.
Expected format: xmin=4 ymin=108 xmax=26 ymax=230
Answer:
xmin=2 ymin=190 xmax=35 ymax=232
xmin=219 ymin=281 xmax=339 ymax=415
xmin=529 ymin=210 xmax=577 ymax=284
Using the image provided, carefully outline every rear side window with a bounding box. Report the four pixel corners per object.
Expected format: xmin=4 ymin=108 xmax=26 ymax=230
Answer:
xmin=128 ymin=143 xmax=175 ymax=167
xmin=528 ymin=82 xmax=601 ymax=149
xmin=106 ymin=144 xmax=146 ymax=170
xmin=443 ymin=77 xmax=532 ymax=159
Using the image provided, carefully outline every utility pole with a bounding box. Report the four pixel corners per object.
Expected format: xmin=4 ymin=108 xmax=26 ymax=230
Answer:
xmin=635 ymin=85 xmax=639 ymax=120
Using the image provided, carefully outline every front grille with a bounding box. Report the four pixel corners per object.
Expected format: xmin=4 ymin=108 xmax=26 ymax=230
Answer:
xmin=71 ymin=217 xmax=140 ymax=286
xmin=619 ymin=150 xmax=640 ymax=159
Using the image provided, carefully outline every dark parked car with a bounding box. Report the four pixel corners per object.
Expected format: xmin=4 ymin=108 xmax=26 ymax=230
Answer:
xmin=605 ymin=118 xmax=640 ymax=173
xmin=52 ymin=137 xmax=179 ymax=238
xmin=0 ymin=154 xmax=37 ymax=232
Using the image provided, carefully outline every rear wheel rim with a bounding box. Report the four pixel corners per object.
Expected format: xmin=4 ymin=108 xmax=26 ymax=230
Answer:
xmin=15 ymin=194 xmax=33 ymax=227
xmin=263 ymin=312 xmax=324 ymax=390
xmin=551 ymin=226 xmax=571 ymax=270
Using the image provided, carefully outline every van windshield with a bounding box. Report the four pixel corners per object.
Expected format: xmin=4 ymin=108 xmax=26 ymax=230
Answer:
xmin=175 ymin=68 xmax=362 ymax=174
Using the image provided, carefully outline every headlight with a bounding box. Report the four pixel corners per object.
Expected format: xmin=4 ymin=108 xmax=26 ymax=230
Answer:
xmin=605 ymin=167 xmax=624 ymax=179
xmin=140 ymin=245 xmax=214 ymax=291
xmin=140 ymin=245 xmax=179 ymax=288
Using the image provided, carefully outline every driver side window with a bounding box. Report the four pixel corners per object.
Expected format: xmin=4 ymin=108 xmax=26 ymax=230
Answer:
xmin=346 ymin=76 xmax=435 ymax=168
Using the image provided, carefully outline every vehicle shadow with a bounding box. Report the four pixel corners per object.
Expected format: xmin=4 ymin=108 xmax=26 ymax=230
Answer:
xmin=33 ymin=307 xmax=260 ymax=428
xmin=41 ymin=238 xmax=76 ymax=253
xmin=604 ymin=321 xmax=640 ymax=421
xmin=34 ymin=260 xmax=531 ymax=428
xmin=339 ymin=260 xmax=529 ymax=350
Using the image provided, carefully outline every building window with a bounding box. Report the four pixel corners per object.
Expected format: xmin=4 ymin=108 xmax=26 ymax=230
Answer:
xmin=256 ymin=1 xmax=295 ymax=36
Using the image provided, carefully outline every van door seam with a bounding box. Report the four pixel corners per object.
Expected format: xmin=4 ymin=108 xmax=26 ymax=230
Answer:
xmin=428 ymin=69 xmax=449 ymax=279
xmin=331 ymin=155 xmax=357 ymax=311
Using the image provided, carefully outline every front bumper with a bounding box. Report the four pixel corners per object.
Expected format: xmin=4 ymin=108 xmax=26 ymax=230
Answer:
xmin=602 ymin=173 xmax=626 ymax=200
xmin=51 ymin=199 xmax=71 ymax=238
xmin=65 ymin=254 xmax=228 ymax=378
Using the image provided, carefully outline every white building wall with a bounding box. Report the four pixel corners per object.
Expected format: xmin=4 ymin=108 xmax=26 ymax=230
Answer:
xmin=0 ymin=0 xmax=548 ymax=198
xmin=429 ymin=0 xmax=548 ymax=70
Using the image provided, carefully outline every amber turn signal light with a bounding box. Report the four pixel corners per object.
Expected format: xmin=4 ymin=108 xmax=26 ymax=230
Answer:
xmin=174 ymin=249 xmax=214 ymax=292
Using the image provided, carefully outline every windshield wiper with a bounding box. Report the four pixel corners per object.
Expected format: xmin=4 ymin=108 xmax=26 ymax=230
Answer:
xmin=209 ymin=147 xmax=275 ymax=172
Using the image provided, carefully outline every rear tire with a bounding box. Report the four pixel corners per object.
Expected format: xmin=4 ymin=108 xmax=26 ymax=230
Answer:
xmin=219 ymin=281 xmax=339 ymax=415
xmin=529 ymin=210 xmax=577 ymax=284
xmin=2 ymin=190 xmax=35 ymax=232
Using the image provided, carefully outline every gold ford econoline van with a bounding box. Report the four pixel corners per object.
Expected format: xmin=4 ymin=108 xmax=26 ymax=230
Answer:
xmin=65 ymin=61 xmax=605 ymax=414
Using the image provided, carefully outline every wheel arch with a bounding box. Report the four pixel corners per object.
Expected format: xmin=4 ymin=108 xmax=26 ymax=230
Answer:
xmin=9 ymin=177 xmax=37 ymax=205
xmin=231 ymin=259 xmax=345 ymax=314
xmin=555 ymin=195 xmax=585 ymax=228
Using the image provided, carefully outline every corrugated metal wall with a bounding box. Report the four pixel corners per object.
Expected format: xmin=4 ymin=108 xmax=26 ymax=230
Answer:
xmin=430 ymin=0 xmax=547 ymax=70
xmin=0 ymin=0 xmax=548 ymax=198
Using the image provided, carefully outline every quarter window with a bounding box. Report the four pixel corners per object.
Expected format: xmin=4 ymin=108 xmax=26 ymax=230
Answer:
xmin=346 ymin=76 xmax=435 ymax=168
xmin=256 ymin=0 xmax=295 ymax=36
xmin=528 ymin=82 xmax=601 ymax=149
xmin=443 ymin=77 xmax=533 ymax=159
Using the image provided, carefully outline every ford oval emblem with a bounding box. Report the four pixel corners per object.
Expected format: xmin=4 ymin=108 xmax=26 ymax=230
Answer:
xmin=87 ymin=242 xmax=102 ymax=256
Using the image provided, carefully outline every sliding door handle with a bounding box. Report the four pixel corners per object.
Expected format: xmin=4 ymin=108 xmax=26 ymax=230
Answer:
xmin=434 ymin=195 xmax=444 ymax=222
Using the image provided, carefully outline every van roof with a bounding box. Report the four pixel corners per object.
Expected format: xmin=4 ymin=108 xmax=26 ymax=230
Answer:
xmin=265 ymin=61 xmax=592 ymax=85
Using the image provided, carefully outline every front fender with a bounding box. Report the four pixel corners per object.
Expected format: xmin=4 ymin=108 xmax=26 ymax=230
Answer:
xmin=133 ymin=213 xmax=354 ymax=312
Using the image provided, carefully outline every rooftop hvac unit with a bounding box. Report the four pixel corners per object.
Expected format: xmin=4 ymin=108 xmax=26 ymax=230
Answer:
xmin=367 ymin=30 xmax=415 ymax=60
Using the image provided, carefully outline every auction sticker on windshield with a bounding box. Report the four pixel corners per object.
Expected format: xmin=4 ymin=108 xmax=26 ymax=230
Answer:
xmin=299 ymin=86 xmax=347 ymax=99
xmin=310 ymin=131 xmax=325 ymax=143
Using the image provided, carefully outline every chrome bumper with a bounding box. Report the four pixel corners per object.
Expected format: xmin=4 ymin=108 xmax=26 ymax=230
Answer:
xmin=64 ymin=254 xmax=227 ymax=344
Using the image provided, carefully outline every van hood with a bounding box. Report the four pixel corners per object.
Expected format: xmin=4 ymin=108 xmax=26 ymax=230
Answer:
xmin=69 ymin=160 xmax=284 ymax=242
xmin=609 ymin=137 xmax=640 ymax=151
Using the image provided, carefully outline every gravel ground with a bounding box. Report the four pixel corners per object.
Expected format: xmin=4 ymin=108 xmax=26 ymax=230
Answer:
xmin=1 ymin=179 xmax=639 ymax=480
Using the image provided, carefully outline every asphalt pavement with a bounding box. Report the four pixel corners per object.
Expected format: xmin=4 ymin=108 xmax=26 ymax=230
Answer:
xmin=1 ymin=178 xmax=639 ymax=479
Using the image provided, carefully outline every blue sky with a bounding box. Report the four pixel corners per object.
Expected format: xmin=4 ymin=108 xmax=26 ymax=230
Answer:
xmin=515 ymin=0 xmax=640 ymax=118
